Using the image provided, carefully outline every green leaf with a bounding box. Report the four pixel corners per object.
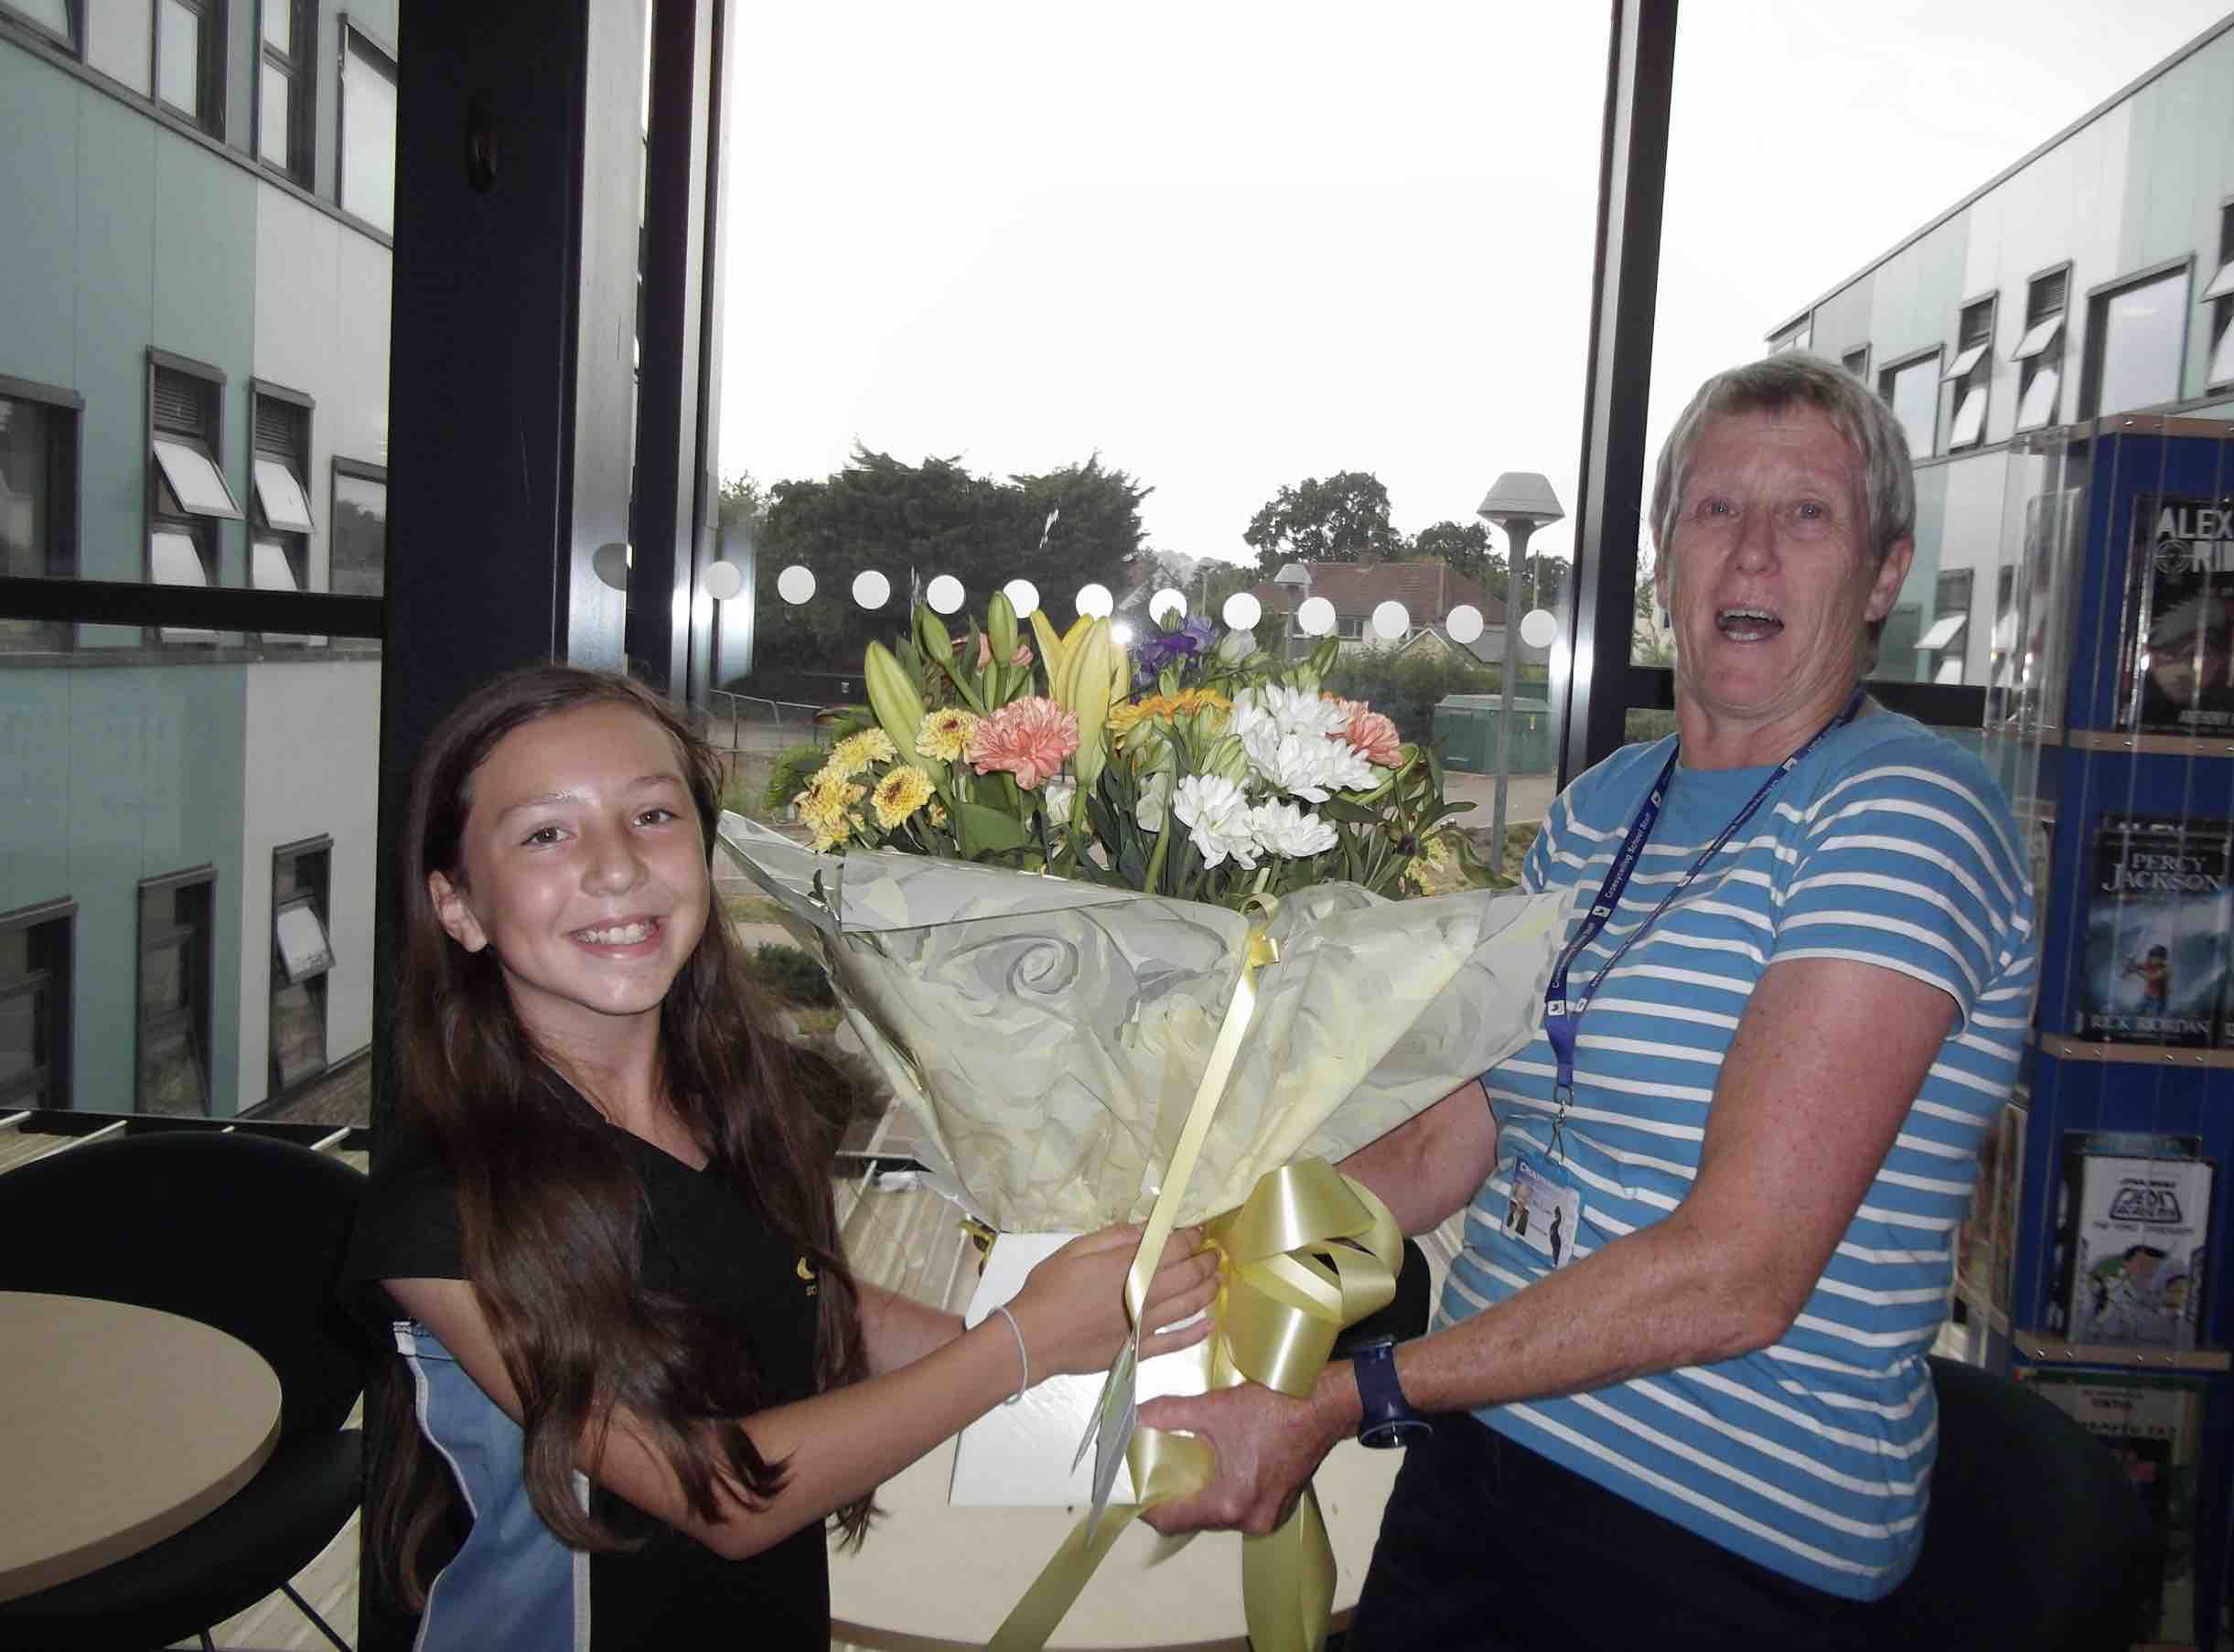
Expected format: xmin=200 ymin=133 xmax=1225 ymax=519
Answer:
xmin=956 ymin=800 xmax=1032 ymax=853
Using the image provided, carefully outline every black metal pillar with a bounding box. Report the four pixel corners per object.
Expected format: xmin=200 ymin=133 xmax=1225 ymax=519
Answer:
xmin=1559 ymin=0 xmax=1678 ymax=785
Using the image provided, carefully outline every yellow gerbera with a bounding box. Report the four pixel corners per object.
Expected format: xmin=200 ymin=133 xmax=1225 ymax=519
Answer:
xmin=1108 ymin=687 xmax=1231 ymax=748
xmin=872 ymin=765 xmax=935 ymax=831
xmin=828 ymin=728 xmax=897 ymax=778
xmin=916 ymin=706 xmax=981 ymax=763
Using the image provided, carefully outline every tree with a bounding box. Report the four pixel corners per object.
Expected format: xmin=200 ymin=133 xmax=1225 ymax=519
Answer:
xmin=1409 ymin=520 xmax=1493 ymax=583
xmin=1244 ymin=471 xmax=1403 ymax=576
xmin=736 ymin=446 xmax=1148 ymax=679
xmin=1631 ymin=544 xmax=1676 ymax=665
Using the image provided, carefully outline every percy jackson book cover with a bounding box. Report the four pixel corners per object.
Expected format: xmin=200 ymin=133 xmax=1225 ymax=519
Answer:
xmin=2076 ymin=814 xmax=2233 ymax=1047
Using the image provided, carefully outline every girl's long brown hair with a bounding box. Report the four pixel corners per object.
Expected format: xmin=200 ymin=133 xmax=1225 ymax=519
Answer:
xmin=366 ymin=665 xmax=871 ymax=1610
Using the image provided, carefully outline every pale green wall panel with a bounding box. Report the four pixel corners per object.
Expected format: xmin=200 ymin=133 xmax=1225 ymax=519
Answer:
xmin=1869 ymin=218 xmax=1971 ymax=369
xmin=72 ymin=89 xmax=160 ymax=584
xmin=0 ymin=51 xmax=80 ymax=391
xmin=1810 ymin=277 xmax=1875 ymax=370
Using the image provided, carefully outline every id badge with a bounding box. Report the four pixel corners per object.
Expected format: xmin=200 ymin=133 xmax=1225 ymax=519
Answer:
xmin=1503 ymin=1154 xmax=1584 ymax=1271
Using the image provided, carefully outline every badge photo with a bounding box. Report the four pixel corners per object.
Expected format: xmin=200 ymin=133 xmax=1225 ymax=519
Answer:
xmin=1506 ymin=1157 xmax=1584 ymax=1270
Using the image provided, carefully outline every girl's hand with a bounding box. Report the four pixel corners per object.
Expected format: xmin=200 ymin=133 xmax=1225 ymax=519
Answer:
xmin=1006 ymin=1223 xmax=1221 ymax=1379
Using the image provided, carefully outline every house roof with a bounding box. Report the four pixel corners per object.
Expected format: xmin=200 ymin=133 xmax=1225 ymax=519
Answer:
xmin=1244 ymin=560 xmax=1507 ymax=625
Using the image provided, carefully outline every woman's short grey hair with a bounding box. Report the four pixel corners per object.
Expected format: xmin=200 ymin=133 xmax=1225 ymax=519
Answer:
xmin=1649 ymin=352 xmax=1917 ymax=562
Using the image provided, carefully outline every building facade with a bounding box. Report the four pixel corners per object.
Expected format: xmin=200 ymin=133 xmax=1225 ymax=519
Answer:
xmin=1765 ymin=14 xmax=2234 ymax=689
xmin=1 ymin=0 xmax=395 ymax=1117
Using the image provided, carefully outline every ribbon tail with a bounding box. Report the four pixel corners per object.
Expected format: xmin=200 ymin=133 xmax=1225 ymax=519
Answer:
xmin=985 ymin=1500 xmax=1141 ymax=1652
xmin=1241 ymin=1481 xmax=1335 ymax=1652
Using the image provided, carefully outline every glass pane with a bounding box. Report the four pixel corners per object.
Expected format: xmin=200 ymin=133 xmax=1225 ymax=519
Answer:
xmin=0 ymin=396 xmax=51 ymax=579
xmin=139 ymin=1017 xmax=207 ymax=1114
xmin=271 ymin=980 xmax=325 ymax=1087
xmin=261 ymin=0 xmax=290 ymax=56
xmin=342 ymin=34 xmax=398 ymax=235
xmin=2013 ymin=316 xmax=2064 ymax=360
xmin=149 ymin=528 xmax=208 ymax=586
xmin=1885 ymin=358 xmax=1939 ymax=458
xmin=2015 ymin=363 xmax=2061 ymax=430
xmin=157 ymin=0 xmax=201 ymax=116
xmin=2211 ymin=319 xmax=2234 ymax=388
xmin=2202 ymin=260 xmax=2234 ymax=303
xmin=2096 ymin=270 xmax=2186 ymax=416
xmin=139 ymin=934 xmax=187 ymax=1015
xmin=10 ymin=0 xmax=71 ymax=37
xmin=330 ymin=472 xmax=386 ymax=596
xmin=260 ymin=61 xmax=292 ymax=166
xmin=274 ymin=900 xmax=333 ymax=980
xmin=1941 ymin=343 xmax=1989 ymax=382
xmin=1949 ymin=386 xmax=1988 ymax=448
xmin=152 ymin=436 xmax=241 ymax=517
xmin=251 ymin=536 xmax=299 ymax=591
xmin=253 ymin=456 xmax=315 ymax=531
xmin=0 ymin=982 xmax=41 ymax=1090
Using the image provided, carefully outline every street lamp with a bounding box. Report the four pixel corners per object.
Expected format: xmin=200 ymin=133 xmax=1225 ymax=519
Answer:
xmin=1273 ymin=561 xmax=1311 ymax=662
xmin=1477 ymin=472 xmax=1564 ymax=861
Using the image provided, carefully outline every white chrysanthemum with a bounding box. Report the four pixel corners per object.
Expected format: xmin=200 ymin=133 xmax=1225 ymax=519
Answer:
xmin=1229 ymin=684 xmax=1348 ymax=743
xmin=1171 ymin=773 xmax=1260 ymax=869
xmin=1239 ymin=722 xmax=1377 ymax=800
xmin=1248 ymin=799 xmax=1337 ymax=860
xmin=1134 ymin=769 xmax=1174 ymax=833
xmin=1042 ymin=778 xmax=1077 ymax=823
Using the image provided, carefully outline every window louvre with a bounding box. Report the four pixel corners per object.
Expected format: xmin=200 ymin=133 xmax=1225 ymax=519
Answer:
xmin=152 ymin=373 xmax=203 ymax=434
xmin=2030 ymin=269 xmax=2068 ymax=321
xmin=254 ymin=398 xmax=298 ymax=455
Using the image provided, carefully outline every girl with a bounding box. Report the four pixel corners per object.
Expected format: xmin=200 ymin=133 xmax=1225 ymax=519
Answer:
xmin=347 ymin=666 xmax=1218 ymax=1648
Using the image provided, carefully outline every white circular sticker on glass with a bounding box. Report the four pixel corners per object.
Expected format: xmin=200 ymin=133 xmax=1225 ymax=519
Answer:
xmin=1445 ymin=603 xmax=1484 ymax=644
xmin=1371 ymin=600 xmax=1411 ymax=639
xmin=1222 ymin=592 xmax=1262 ymax=630
xmin=1520 ymin=608 xmax=1560 ymax=649
xmin=776 ymin=563 xmax=815 ymax=605
xmin=925 ymin=574 xmax=965 ymax=615
xmin=1296 ymin=595 xmax=1336 ymax=637
xmin=1003 ymin=579 xmax=1040 ymax=617
xmin=1149 ymin=587 xmax=1187 ymax=623
xmin=852 ymin=570 xmax=891 ymax=609
xmin=699 ymin=560 xmax=744 ymax=601
xmin=1075 ymin=583 xmax=1114 ymax=618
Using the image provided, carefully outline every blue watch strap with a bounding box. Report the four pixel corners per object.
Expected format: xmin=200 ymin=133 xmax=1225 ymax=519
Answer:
xmin=1353 ymin=1336 xmax=1432 ymax=1448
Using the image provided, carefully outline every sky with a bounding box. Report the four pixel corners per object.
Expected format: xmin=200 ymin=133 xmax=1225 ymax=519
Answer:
xmin=717 ymin=1 xmax=2233 ymax=584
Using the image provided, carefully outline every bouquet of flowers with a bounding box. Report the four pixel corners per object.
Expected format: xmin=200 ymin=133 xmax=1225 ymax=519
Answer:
xmin=724 ymin=588 xmax=1562 ymax=1228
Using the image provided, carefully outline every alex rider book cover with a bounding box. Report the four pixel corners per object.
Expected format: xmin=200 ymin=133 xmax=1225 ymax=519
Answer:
xmin=2076 ymin=815 xmax=2233 ymax=1047
xmin=2116 ymin=492 xmax=2234 ymax=737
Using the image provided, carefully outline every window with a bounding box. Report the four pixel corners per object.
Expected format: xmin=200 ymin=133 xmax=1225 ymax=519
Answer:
xmin=0 ymin=378 xmax=79 ymax=581
xmin=2014 ymin=265 xmax=2069 ymax=432
xmin=339 ymin=18 xmax=397 ymax=234
xmin=0 ymin=901 xmax=73 ymax=1110
xmin=2085 ymin=264 xmax=2189 ymax=419
xmin=330 ymin=458 xmax=386 ymax=596
xmin=1770 ymin=320 xmax=1811 ymax=354
xmin=1842 ymin=346 xmax=1870 ymax=381
xmin=257 ymin=0 xmax=314 ymax=181
xmin=1874 ymin=604 xmax=1921 ymax=683
xmin=1 ymin=0 xmax=76 ymax=49
xmin=149 ymin=358 xmax=237 ymax=642
xmin=1923 ymin=569 xmax=1972 ymax=684
xmin=250 ymin=385 xmax=314 ymax=594
xmin=155 ymin=0 xmax=223 ymax=134
xmin=1878 ymin=350 xmax=1939 ymax=459
xmin=270 ymin=837 xmax=333 ymax=1092
xmin=137 ymin=869 xmax=213 ymax=1115
xmin=1942 ymin=296 xmax=1994 ymax=450
xmin=2206 ymin=204 xmax=2234 ymax=390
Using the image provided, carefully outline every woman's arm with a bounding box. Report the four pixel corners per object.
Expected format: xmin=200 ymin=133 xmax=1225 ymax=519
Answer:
xmin=856 ymin=1281 xmax=963 ymax=1374
xmin=388 ymin=1222 xmax=1219 ymax=1561
xmin=1143 ymin=954 xmax=1957 ymax=1535
xmin=1336 ymin=1077 xmax=1500 ymax=1236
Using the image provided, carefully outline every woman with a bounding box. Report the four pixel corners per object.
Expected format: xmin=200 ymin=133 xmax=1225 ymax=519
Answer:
xmin=1141 ymin=354 xmax=2036 ymax=1650
xmin=345 ymin=667 xmax=1218 ymax=1648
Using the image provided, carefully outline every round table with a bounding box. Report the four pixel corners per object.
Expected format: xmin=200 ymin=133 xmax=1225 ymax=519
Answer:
xmin=0 ymin=1292 xmax=283 ymax=1605
xmin=829 ymin=1432 xmax=1402 ymax=1651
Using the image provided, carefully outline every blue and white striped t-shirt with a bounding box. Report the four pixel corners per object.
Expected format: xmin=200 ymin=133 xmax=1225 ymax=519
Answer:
xmin=1437 ymin=711 xmax=2035 ymax=1601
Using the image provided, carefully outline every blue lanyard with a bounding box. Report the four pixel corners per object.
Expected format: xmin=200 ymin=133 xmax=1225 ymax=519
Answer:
xmin=1540 ymin=691 xmax=1865 ymax=1150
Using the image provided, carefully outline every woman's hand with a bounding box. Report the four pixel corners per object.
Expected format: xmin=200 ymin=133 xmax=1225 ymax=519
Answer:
xmin=1007 ymin=1223 xmax=1221 ymax=1378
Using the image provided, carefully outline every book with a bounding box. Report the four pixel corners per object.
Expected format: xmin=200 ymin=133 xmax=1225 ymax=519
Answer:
xmin=1955 ymin=1106 xmax=2003 ymax=1303
xmin=2114 ymin=492 xmax=2234 ymax=737
xmin=2046 ymin=1132 xmax=2213 ymax=1348
xmin=2073 ymin=815 xmax=2232 ymax=1047
xmin=1989 ymin=1099 xmax=2026 ymax=1323
xmin=2016 ymin=1369 xmax=2206 ymax=1647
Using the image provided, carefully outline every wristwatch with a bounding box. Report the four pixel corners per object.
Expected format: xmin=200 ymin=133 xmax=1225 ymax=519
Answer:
xmin=1351 ymin=1336 xmax=1432 ymax=1448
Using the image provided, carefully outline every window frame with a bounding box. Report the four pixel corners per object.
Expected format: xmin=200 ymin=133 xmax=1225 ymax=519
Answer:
xmin=2014 ymin=259 xmax=2072 ymax=433
xmin=249 ymin=379 xmax=316 ymax=598
xmin=134 ymin=866 xmax=215 ymax=1116
xmin=1926 ymin=567 xmax=1973 ymax=684
xmin=328 ymin=455 xmax=387 ymax=598
xmin=151 ymin=0 xmax=227 ymax=135
xmin=2206 ymin=198 xmax=2234 ymax=392
xmin=253 ymin=0 xmax=316 ymax=183
xmin=2080 ymin=256 xmax=2194 ymax=421
xmin=0 ymin=0 xmax=79 ymax=54
xmin=0 ymin=896 xmax=75 ymax=1111
xmin=1943 ymin=292 xmax=1996 ymax=451
xmin=146 ymin=350 xmax=234 ymax=642
xmin=337 ymin=14 xmax=398 ymax=236
xmin=1877 ymin=345 xmax=1942 ymax=460
xmin=1841 ymin=345 xmax=1871 ymax=382
xmin=0 ymin=372 xmax=83 ymax=585
xmin=268 ymin=834 xmax=333 ymax=1095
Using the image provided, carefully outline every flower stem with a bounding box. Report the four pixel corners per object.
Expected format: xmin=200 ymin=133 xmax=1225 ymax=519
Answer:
xmin=1144 ymin=817 xmax=1174 ymax=895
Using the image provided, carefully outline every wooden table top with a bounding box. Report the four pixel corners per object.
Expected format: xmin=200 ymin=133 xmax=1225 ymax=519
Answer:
xmin=0 ymin=1292 xmax=283 ymax=1605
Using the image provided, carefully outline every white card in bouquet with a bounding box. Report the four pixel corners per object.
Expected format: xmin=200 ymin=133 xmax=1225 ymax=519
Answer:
xmin=949 ymin=1232 xmax=1211 ymax=1507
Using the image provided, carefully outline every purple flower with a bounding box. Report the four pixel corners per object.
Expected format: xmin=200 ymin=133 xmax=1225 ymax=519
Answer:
xmin=1133 ymin=614 xmax=1219 ymax=688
